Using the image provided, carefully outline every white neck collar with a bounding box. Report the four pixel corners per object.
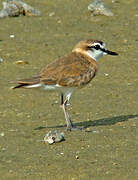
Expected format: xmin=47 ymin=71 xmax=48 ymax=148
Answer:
xmin=86 ymin=50 xmax=105 ymax=61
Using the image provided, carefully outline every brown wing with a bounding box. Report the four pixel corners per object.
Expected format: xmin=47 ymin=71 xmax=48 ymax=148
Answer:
xmin=40 ymin=52 xmax=97 ymax=87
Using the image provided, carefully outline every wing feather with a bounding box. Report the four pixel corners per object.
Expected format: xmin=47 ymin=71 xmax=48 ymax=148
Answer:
xmin=40 ymin=52 xmax=97 ymax=87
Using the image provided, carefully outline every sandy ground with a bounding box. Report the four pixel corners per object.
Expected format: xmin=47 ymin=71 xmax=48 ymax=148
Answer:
xmin=0 ymin=0 xmax=137 ymax=179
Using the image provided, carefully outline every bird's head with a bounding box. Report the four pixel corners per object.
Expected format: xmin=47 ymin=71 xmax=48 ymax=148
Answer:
xmin=73 ymin=39 xmax=118 ymax=61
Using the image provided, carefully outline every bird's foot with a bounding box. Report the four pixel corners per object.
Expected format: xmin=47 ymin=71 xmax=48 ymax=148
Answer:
xmin=66 ymin=125 xmax=84 ymax=131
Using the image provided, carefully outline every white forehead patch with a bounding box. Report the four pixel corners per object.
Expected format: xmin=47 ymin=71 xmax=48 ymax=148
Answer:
xmin=93 ymin=42 xmax=106 ymax=48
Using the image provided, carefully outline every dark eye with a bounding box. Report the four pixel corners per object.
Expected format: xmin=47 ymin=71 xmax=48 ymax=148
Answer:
xmin=94 ymin=45 xmax=100 ymax=50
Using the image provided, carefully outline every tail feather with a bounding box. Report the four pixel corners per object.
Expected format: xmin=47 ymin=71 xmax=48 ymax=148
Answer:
xmin=12 ymin=76 xmax=40 ymax=89
xmin=12 ymin=83 xmax=30 ymax=89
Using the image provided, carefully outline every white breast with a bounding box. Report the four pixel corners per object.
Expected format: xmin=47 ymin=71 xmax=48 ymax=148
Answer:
xmin=87 ymin=50 xmax=105 ymax=61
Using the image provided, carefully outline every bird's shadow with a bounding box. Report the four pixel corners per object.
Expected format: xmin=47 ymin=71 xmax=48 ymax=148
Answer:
xmin=34 ymin=114 xmax=138 ymax=130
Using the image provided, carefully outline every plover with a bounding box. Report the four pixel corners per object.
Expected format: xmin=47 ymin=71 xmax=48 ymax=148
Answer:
xmin=13 ymin=39 xmax=118 ymax=130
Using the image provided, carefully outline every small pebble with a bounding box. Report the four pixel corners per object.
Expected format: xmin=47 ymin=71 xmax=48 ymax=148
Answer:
xmin=0 ymin=58 xmax=4 ymax=62
xmin=54 ymin=100 xmax=58 ymax=104
xmin=88 ymin=0 xmax=114 ymax=16
xmin=0 ymin=132 xmax=5 ymax=136
xmin=15 ymin=60 xmax=29 ymax=65
xmin=9 ymin=170 xmax=13 ymax=173
xmin=10 ymin=34 xmax=15 ymax=38
xmin=44 ymin=130 xmax=65 ymax=144
xmin=57 ymin=20 xmax=61 ymax=23
xmin=123 ymin=39 xmax=127 ymax=43
xmin=49 ymin=12 xmax=55 ymax=17
xmin=104 ymin=73 xmax=109 ymax=76
xmin=0 ymin=0 xmax=41 ymax=18
xmin=92 ymin=130 xmax=99 ymax=133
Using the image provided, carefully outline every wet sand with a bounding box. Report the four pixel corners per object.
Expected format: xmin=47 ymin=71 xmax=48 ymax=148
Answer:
xmin=0 ymin=0 xmax=137 ymax=179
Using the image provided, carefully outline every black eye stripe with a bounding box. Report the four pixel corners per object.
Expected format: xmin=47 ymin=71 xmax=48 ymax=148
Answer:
xmin=88 ymin=44 xmax=103 ymax=50
xmin=90 ymin=44 xmax=101 ymax=50
xmin=94 ymin=45 xmax=100 ymax=50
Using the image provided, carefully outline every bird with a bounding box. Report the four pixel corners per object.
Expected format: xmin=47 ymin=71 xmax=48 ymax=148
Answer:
xmin=12 ymin=39 xmax=118 ymax=131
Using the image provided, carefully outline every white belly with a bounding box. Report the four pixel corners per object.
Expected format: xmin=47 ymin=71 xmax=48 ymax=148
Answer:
xmin=27 ymin=83 xmax=76 ymax=101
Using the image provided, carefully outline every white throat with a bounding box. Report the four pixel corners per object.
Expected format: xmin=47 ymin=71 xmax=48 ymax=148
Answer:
xmin=86 ymin=50 xmax=105 ymax=61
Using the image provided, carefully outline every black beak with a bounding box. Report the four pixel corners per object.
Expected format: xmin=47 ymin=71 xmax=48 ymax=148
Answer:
xmin=100 ymin=48 xmax=118 ymax=56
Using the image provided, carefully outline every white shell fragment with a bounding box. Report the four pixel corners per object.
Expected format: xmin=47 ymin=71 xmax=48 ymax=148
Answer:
xmin=0 ymin=0 xmax=41 ymax=18
xmin=88 ymin=0 xmax=114 ymax=17
xmin=10 ymin=34 xmax=15 ymax=38
xmin=15 ymin=60 xmax=29 ymax=65
xmin=0 ymin=132 xmax=5 ymax=136
xmin=0 ymin=58 xmax=4 ymax=62
xmin=104 ymin=73 xmax=109 ymax=76
xmin=44 ymin=130 xmax=65 ymax=144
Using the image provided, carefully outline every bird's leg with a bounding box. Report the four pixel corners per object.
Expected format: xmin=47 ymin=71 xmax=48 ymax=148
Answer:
xmin=60 ymin=94 xmax=83 ymax=131
xmin=61 ymin=94 xmax=73 ymax=130
xmin=61 ymin=93 xmax=64 ymax=106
